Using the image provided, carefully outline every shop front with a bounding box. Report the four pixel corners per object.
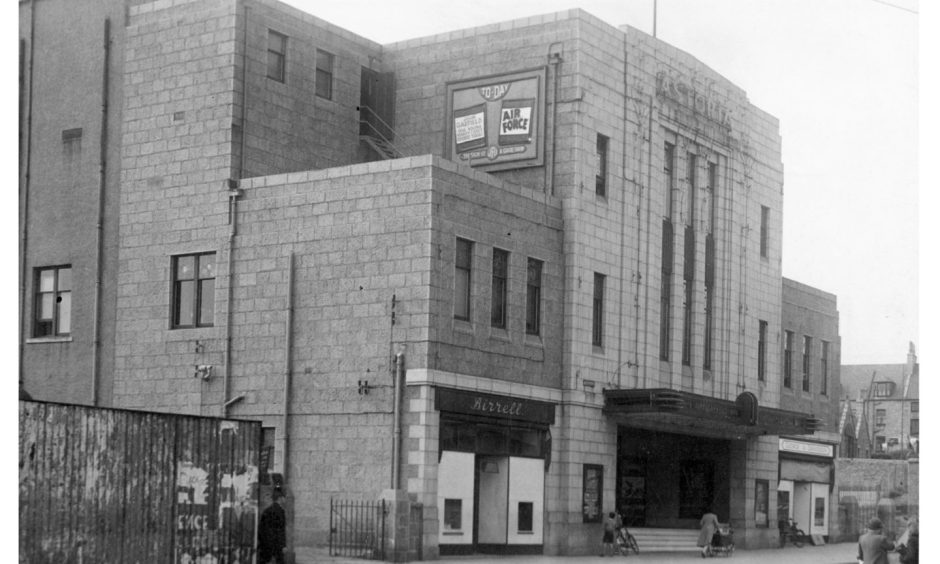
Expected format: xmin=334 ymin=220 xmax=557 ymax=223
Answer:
xmin=434 ymin=387 xmax=555 ymax=555
xmin=776 ymin=438 xmax=834 ymax=538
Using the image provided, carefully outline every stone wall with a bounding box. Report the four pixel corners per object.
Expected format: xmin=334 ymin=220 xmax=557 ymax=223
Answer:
xmin=832 ymin=457 xmax=918 ymax=542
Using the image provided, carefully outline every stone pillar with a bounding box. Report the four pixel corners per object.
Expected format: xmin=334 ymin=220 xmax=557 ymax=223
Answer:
xmin=380 ymin=489 xmax=416 ymax=562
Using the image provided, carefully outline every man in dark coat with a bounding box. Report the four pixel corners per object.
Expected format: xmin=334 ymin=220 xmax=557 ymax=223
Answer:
xmin=258 ymin=490 xmax=287 ymax=564
xmin=857 ymin=517 xmax=895 ymax=564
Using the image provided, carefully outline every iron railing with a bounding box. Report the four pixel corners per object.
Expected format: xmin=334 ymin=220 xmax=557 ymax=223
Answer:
xmin=358 ymin=105 xmax=420 ymax=159
xmin=330 ymin=498 xmax=387 ymax=560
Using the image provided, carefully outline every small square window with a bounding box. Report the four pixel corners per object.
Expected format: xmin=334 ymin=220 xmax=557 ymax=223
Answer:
xmin=33 ymin=265 xmax=72 ymax=337
xmin=172 ymin=252 xmax=216 ymax=328
xmin=316 ymin=49 xmax=334 ymax=99
xmin=267 ymin=30 xmax=287 ymax=82
xmin=444 ymin=499 xmax=462 ymax=530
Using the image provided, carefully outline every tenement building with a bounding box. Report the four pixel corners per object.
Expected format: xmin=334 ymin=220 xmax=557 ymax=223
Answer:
xmin=19 ymin=0 xmax=830 ymax=557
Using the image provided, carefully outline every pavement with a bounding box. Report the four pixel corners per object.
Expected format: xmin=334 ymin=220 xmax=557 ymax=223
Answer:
xmin=294 ymin=541 xmax=902 ymax=564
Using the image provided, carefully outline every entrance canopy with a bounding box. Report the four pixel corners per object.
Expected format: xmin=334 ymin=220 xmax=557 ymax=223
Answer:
xmin=603 ymin=389 xmax=821 ymax=439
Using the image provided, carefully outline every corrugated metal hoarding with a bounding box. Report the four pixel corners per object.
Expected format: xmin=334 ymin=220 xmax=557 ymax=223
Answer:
xmin=19 ymin=401 xmax=260 ymax=563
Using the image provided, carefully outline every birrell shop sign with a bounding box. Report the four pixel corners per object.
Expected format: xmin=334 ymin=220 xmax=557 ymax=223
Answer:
xmin=445 ymin=68 xmax=546 ymax=172
xmin=435 ymin=387 xmax=555 ymax=425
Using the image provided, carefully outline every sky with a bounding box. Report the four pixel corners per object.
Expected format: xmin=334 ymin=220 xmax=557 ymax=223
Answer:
xmin=284 ymin=0 xmax=922 ymax=366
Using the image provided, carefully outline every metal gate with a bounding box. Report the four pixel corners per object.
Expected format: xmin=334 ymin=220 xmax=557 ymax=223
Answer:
xmin=329 ymin=499 xmax=387 ymax=560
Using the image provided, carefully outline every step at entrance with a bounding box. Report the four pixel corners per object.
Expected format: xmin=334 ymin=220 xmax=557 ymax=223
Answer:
xmin=628 ymin=528 xmax=701 ymax=552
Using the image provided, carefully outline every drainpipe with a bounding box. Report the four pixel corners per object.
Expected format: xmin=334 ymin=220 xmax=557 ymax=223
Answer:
xmin=238 ymin=1 xmax=249 ymax=179
xmin=547 ymin=43 xmax=563 ymax=196
xmin=91 ymin=17 xmax=112 ymax=406
xmin=391 ymin=348 xmax=405 ymax=490
xmin=222 ymin=182 xmax=241 ymax=417
xmin=282 ymin=252 xmax=294 ymax=483
xmin=19 ymin=0 xmax=37 ymax=395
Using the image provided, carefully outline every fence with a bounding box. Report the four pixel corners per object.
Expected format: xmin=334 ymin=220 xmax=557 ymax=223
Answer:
xmin=19 ymin=400 xmax=260 ymax=564
xmin=330 ymin=498 xmax=387 ymax=560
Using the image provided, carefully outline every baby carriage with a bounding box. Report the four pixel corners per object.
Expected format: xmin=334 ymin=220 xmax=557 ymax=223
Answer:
xmin=704 ymin=524 xmax=734 ymax=557
xmin=615 ymin=526 xmax=639 ymax=556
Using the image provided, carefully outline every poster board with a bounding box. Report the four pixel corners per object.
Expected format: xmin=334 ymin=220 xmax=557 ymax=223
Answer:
xmin=582 ymin=464 xmax=603 ymax=523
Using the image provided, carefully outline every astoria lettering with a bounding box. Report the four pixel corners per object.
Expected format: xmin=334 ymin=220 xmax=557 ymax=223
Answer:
xmin=471 ymin=396 xmax=524 ymax=416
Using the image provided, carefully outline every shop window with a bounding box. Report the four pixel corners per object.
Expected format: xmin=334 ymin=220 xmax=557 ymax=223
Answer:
xmin=454 ymin=238 xmax=472 ymax=321
xmin=267 ymin=30 xmax=287 ymax=82
xmin=34 ymin=265 xmax=72 ymax=337
xmin=525 ymin=258 xmax=542 ymax=335
xmin=592 ymin=273 xmax=605 ymax=347
xmin=518 ymin=502 xmax=534 ymax=532
xmin=595 ymin=134 xmax=608 ymax=197
xmin=316 ymin=49 xmax=334 ymax=99
xmin=491 ymin=249 xmax=508 ymax=328
xmin=172 ymin=252 xmax=216 ymax=328
xmin=814 ymin=498 xmax=825 ymax=527
xmin=443 ymin=499 xmax=462 ymax=530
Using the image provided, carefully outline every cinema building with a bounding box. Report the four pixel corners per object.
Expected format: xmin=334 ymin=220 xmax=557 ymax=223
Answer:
xmin=20 ymin=0 xmax=827 ymax=557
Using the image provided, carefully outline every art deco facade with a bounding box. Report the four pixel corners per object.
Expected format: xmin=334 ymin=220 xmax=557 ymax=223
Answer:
xmin=20 ymin=0 xmax=832 ymax=556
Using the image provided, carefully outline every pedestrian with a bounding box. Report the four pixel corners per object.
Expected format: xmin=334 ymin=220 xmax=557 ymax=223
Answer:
xmin=857 ymin=517 xmax=895 ymax=564
xmin=258 ymin=489 xmax=287 ymax=564
xmin=897 ymin=516 xmax=918 ymax=564
xmin=697 ymin=508 xmax=720 ymax=558
xmin=601 ymin=511 xmax=618 ymax=556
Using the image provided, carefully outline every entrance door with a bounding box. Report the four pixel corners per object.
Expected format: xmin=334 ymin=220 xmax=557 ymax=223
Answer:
xmin=792 ymin=482 xmax=812 ymax=532
xmin=810 ymin=483 xmax=829 ymax=536
xmin=476 ymin=455 xmax=508 ymax=545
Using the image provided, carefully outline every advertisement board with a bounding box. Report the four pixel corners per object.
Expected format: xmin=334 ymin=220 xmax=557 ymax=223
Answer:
xmin=445 ymin=68 xmax=546 ymax=171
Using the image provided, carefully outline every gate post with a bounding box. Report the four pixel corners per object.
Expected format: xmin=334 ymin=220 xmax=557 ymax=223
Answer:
xmin=380 ymin=489 xmax=416 ymax=562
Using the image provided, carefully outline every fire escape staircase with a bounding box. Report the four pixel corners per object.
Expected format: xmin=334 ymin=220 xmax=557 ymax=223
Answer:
xmin=359 ymin=105 xmax=416 ymax=161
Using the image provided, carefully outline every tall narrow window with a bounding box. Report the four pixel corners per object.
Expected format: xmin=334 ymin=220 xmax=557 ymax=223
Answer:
xmin=491 ymin=249 xmax=508 ymax=328
xmin=596 ymin=134 xmax=608 ymax=197
xmin=454 ymin=238 xmax=472 ymax=321
xmin=660 ymin=141 xmax=676 ymax=361
xmin=703 ymin=161 xmax=717 ymax=369
xmin=593 ymin=273 xmax=605 ymax=347
xmin=525 ymin=258 xmax=542 ymax=335
xmin=34 ymin=265 xmax=72 ymax=337
xmin=875 ymin=409 xmax=886 ymax=427
xmin=267 ymin=30 xmax=287 ymax=82
xmin=802 ymin=336 xmax=812 ymax=392
xmin=172 ymin=253 xmax=216 ymax=328
xmin=760 ymin=205 xmax=770 ymax=258
xmin=783 ymin=330 xmax=793 ymax=388
xmin=316 ymin=49 xmax=334 ymax=99
xmin=681 ymin=153 xmax=696 ymax=366
xmin=757 ymin=320 xmax=768 ymax=381
xmin=820 ymin=341 xmax=830 ymax=395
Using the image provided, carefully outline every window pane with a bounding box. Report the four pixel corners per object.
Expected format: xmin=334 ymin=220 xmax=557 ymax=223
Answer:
xmin=39 ymin=269 xmax=55 ymax=292
xmin=444 ymin=499 xmax=462 ymax=530
xmin=57 ymin=292 xmax=71 ymax=334
xmin=199 ymin=279 xmax=215 ymax=325
xmin=455 ymin=271 xmax=470 ymax=319
xmin=58 ymin=267 xmax=72 ymax=291
xmin=518 ymin=501 xmax=534 ymax=532
xmin=176 ymin=280 xmax=195 ymax=326
xmin=176 ymin=256 xmax=195 ymax=280
xmin=198 ymin=256 xmax=215 ymax=279
xmin=39 ymin=293 xmax=54 ymax=319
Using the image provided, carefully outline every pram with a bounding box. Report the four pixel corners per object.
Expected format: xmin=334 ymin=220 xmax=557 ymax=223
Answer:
xmin=704 ymin=523 xmax=734 ymax=557
xmin=615 ymin=526 xmax=639 ymax=556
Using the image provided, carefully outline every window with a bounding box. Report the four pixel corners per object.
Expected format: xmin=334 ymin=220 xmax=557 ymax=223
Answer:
xmin=267 ymin=30 xmax=287 ymax=82
xmin=911 ymin=401 xmax=919 ymax=414
xmin=455 ymin=238 xmax=472 ymax=321
xmin=593 ymin=273 xmax=605 ymax=347
xmin=758 ymin=320 xmax=767 ymax=382
xmin=874 ymin=382 xmax=892 ymax=397
xmin=659 ymin=220 xmax=673 ymax=361
xmin=443 ymin=499 xmax=462 ymax=530
xmin=172 ymin=252 xmax=216 ymax=328
xmin=517 ymin=502 xmax=534 ymax=532
xmin=525 ymin=258 xmax=542 ymax=335
xmin=686 ymin=153 xmax=697 ymax=222
xmin=760 ymin=205 xmax=770 ymax=258
xmin=316 ymin=49 xmax=334 ymax=99
xmin=820 ymin=341 xmax=829 ymax=395
xmin=911 ymin=418 xmax=919 ymax=436
xmin=595 ymin=134 xmax=608 ymax=197
xmin=783 ymin=331 xmax=793 ymax=388
xmin=875 ymin=436 xmax=886 ymax=453
xmin=875 ymin=409 xmax=886 ymax=427
xmin=703 ymin=162 xmax=716 ymax=370
xmin=34 ymin=265 xmax=72 ymax=337
xmin=664 ymin=142 xmax=675 ymax=219
xmin=491 ymin=249 xmax=508 ymax=328
xmin=802 ymin=336 xmax=812 ymax=392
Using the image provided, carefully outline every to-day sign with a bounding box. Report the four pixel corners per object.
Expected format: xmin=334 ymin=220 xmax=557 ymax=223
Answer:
xmin=445 ymin=68 xmax=545 ymax=171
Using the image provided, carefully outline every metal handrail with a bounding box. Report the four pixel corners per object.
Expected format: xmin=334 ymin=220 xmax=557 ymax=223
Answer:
xmin=358 ymin=105 xmax=420 ymax=158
